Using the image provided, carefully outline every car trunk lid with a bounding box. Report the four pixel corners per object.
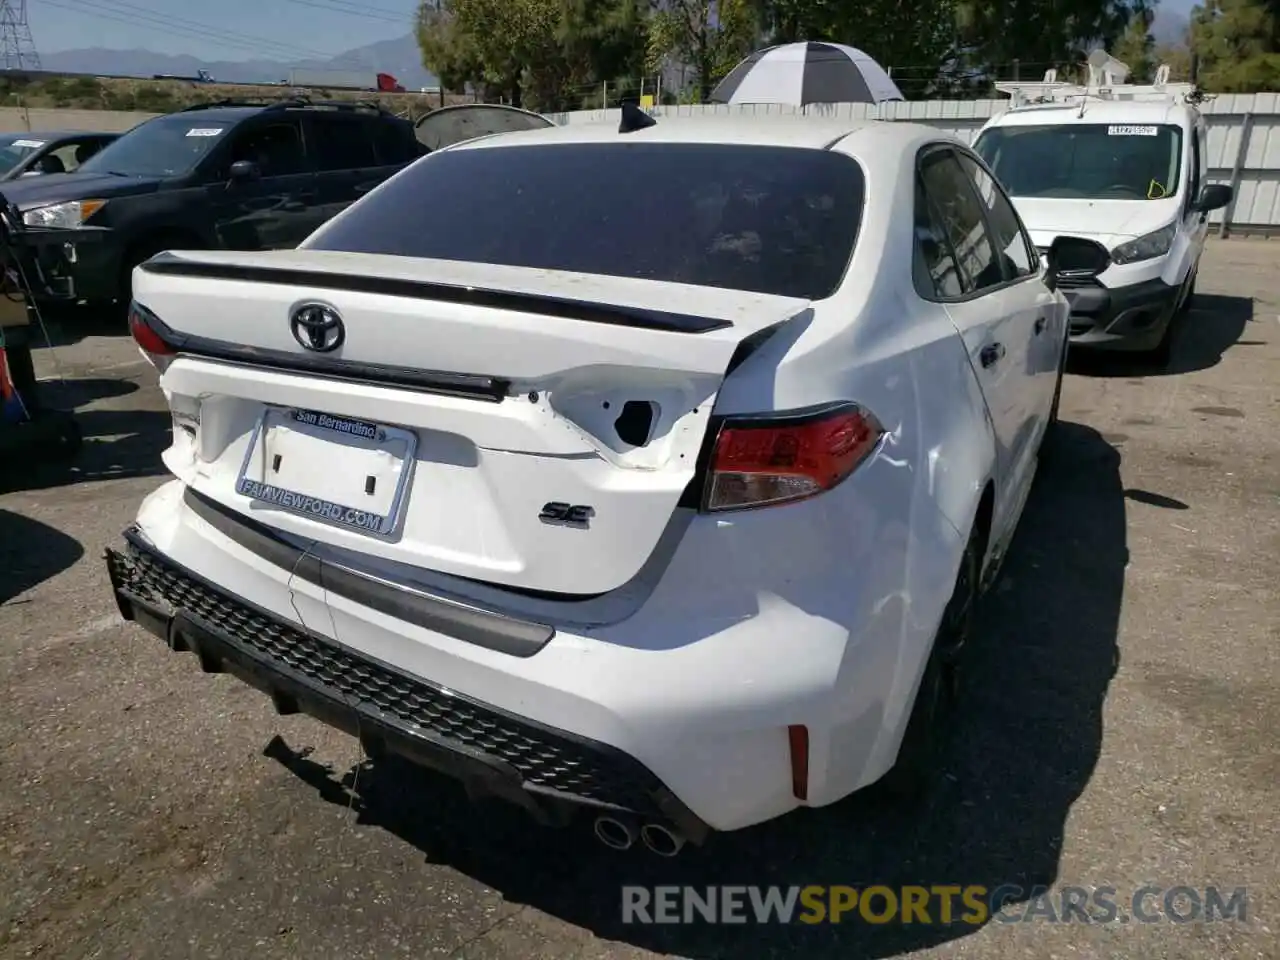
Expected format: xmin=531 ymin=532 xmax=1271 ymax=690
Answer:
xmin=135 ymin=249 xmax=810 ymax=595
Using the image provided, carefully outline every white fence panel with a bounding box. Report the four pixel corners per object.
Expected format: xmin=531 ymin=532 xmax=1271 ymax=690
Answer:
xmin=547 ymin=95 xmax=1280 ymax=234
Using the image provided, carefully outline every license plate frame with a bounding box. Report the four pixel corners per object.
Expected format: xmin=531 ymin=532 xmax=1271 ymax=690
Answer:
xmin=235 ymin=407 xmax=417 ymax=538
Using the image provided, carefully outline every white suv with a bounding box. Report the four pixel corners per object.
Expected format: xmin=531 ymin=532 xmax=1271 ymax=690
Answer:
xmin=107 ymin=110 xmax=1090 ymax=855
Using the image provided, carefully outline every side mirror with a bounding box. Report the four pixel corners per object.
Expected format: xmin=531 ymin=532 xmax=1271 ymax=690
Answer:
xmin=228 ymin=159 xmax=260 ymax=183
xmin=1195 ymin=182 xmax=1233 ymax=213
xmin=1044 ymin=235 xmax=1111 ymax=293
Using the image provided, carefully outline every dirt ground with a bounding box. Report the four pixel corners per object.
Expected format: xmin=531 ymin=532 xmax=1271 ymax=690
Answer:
xmin=1 ymin=239 xmax=1277 ymax=960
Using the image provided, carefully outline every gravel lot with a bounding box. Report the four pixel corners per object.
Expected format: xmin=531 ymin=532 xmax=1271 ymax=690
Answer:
xmin=1 ymin=239 xmax=1277 ymax=960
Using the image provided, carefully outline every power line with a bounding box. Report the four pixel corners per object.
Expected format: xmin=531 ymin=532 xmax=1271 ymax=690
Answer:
xmin=0 ymin=0 xmax=41 ymax=69
xmin=95 ymin=0 xmax=363 ymax=62
xmin=42 ymin=0 xmax=374 ymax=66
xmin=277 ymin=0 xmax=410 ymax=26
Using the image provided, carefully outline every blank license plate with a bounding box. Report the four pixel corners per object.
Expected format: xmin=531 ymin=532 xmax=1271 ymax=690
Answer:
xmin=235 ymin=408 xmax=416 ymax=537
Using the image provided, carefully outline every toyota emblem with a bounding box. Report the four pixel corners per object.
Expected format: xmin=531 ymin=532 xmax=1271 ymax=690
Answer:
xmin=290 ymin=302 xmax=345 ymax=353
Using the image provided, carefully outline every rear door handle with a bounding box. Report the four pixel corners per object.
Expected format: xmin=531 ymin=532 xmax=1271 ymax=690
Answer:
xmin=1034 ymin=314 xmax=1047 ymax=334
xmin=980 ymin=343 xmax=1005 ymax=368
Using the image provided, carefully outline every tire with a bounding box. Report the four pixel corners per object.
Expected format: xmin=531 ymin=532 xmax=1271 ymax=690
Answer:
xmin=1144 ymin=316 xmax=1175 ymax=369
xmin=879 ymin=528 xmax=980 ymax=803
xmin=1048 ymin=335 xmax=1067 ymax=427
xmin=1177 ymin=274 xmax=1196 ymax=317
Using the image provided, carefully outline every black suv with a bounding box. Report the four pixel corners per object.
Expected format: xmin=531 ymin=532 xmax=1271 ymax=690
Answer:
xmin=0 ymin=98 xmax=424 ymax=315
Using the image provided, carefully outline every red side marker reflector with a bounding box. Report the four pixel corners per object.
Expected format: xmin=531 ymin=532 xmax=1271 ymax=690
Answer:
xmin=788 ymin=724 xmax=809 ymax=801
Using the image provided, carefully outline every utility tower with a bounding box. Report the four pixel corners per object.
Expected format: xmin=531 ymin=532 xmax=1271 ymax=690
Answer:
xmin=0 ymin=0 xmax=41 ymax=71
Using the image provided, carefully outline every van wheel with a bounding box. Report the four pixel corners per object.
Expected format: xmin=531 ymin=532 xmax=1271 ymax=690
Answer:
xmin=1177 ymin=275 xmax=1196 ymax=317
xmin=1144 ymin=315 xmax=1176 ymax=368
xmin=879 ymin=529 xmax=979 ymax=803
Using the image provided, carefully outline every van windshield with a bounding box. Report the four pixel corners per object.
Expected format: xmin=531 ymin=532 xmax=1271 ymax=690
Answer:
xmin=973 ymin=122 xmax=1183 ymax=201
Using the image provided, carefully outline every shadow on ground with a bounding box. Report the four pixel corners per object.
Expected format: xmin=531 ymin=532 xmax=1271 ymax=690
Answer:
xmin=1069 ymin=293 xmax=1252 ymax=379
xmin=0 ymin=377 xmax=170 ymax=492
xmin=0 ymin=509 xmax=84 ymax=605
xmin=22 ymin=303 xmax=122 ymax=349
xmin=267 ymin=421 xmax=1132 ymax=958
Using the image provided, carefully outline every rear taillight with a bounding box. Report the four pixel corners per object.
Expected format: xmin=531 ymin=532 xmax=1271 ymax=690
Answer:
xmin=128 ymin=301 xmax=176 ymax=372
xmin=702 ymin=402 xmax=884 ymax=512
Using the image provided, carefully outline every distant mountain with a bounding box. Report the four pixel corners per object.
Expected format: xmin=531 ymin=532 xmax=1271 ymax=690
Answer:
xmin=1152 ymin=9 xmax=1191 ymax=46
xmin=38 ymin=33 xmax=439 ymax=89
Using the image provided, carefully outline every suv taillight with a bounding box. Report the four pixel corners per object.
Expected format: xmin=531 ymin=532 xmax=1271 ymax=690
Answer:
xmin=128 ymin=301 xmax=176 ymax=372
xmin=702 ymin=402 xmax=884 ymax=512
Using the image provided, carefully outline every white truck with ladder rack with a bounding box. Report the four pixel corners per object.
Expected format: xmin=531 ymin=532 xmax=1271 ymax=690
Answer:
xmin=972 ymin=50 xmax=1234 ymax=365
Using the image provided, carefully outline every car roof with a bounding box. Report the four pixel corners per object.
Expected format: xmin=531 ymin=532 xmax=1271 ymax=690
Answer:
xmin=0 ymin=129 xmax=116 ymax=141
xmin=448 ymin=114 xmax=960 ymax=154
xmin=149 ymin=106 xmax=265 ymax=124
xmin=986 ymin=97 xmax=1195 ymax=129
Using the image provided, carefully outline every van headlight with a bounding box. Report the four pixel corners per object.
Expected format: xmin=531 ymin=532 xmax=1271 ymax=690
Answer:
xmin=1110 ymin=223 xmax=1176 ymax=265
xmin=21 ymin=199 xmax=107 ymax=229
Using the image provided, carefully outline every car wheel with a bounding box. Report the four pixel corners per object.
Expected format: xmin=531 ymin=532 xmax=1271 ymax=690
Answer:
xmin=879 ymin=528 xmax=979 ymax=803
xmin=1144 ymin=315 xmax=1176 ymax=368
xmin=1048 ymin=334 xmax=1067 ymax=426
xmin=1177 ymin=274 xmax=1196 ymax=317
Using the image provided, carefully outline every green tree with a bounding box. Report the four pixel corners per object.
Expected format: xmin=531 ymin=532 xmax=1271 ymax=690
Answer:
xmin=1112 ymin=9 xmax=1157 ymax=80
xmin=751 ymin=0 xmax=957 ymax=97
xmin=1190 ymin=0 xmax=1280 ymax=90
xmin=646 ymin=0 xmax=760 ymax=101
xmin=417 ymin=0 xmax=651 ymax=110
xmin=954 ymin=0 xmax=1156 ymax=80
xmin=558 ymin=0 xmax=650 ymax=106
xmin=416 ymin=0 xmax=559 ymax=106
xmin=1154 ymin=42 xmax=1194 ymax=79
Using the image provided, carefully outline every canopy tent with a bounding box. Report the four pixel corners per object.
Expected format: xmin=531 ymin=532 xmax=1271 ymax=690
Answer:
xmin=710 ymin=42 xmax=904 ymax=106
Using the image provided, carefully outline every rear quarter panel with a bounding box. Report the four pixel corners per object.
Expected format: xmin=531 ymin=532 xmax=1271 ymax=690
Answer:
xmin=711 ymin=134 xmax=999 ymax=793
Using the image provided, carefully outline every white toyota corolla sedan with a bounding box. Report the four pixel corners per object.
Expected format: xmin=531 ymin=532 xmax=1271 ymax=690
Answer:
xmin=106 ymin=108 xmax=1107 ymax=856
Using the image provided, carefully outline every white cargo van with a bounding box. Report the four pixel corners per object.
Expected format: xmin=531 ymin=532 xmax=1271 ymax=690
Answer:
xmin=973 ymin=54 xmax=1233 ymax=365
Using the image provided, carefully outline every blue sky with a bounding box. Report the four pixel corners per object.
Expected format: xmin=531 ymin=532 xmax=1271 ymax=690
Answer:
xmin=32 ymin=0 xmax=418 ymax=58
xmin=31 ymin=0 xmax=1196 ymax=58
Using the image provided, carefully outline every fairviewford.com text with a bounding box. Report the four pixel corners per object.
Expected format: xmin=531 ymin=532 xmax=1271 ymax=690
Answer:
xmin=620 ymin=884 xmax=1248 ymax=926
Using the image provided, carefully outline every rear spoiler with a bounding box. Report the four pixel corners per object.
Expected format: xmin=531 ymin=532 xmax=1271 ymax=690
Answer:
xmin=138 ymin=255 xmax=733 ymax=335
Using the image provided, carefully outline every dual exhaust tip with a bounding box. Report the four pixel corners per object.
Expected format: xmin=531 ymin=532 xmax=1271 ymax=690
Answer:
xmin=594 ymin=814 xmax=685 ymax=857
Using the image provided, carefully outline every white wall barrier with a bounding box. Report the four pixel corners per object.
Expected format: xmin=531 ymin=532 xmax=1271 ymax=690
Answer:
xmin=545 ymin=94 xmax=1280 ymax=235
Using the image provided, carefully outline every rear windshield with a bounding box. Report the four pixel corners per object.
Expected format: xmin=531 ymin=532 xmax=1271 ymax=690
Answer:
xmin=304 ymin=142 xmax=865 ymax=300
xmin=974 ymin=122 xmax=1183 ymax=201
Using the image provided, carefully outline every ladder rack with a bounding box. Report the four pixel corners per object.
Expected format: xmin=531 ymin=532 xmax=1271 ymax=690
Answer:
xmin=995 ymin=61 xmax=1196 ymax=109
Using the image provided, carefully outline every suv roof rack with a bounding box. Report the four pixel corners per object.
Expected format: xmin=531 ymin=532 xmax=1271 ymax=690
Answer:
xmin=179 ymin=96 xmax=394 ymax=116
xmin=995 ymin=50 xmax=1198 ymax=115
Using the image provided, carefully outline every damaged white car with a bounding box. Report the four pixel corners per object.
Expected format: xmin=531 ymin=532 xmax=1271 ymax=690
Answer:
xmin=106 ymin=105 xmax=1102 ymax=855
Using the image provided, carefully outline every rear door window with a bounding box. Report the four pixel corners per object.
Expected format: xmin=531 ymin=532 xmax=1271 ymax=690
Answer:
xmin=373 ymin=120 xmax=420 ymax=165
xmin=917 ymin=148 xmax=1003 ymax=295
xmin=227 ymin=120 xmax=308 ymax=177
xmin=913 ymin=174 xmax=965 ymax=299
xmin=308 ymin=115 xmax=380 ymax=170
xmin=305 ymin=141 xmax=867 ymax=301
xmin=955 ymin=152 xmax=1038 ymax=279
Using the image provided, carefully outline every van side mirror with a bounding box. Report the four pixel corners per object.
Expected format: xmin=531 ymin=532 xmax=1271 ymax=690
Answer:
xmin=1195 ymin=183 xmax=1232 ymax=213
xmin=228 ymin=159 xmax=260 ymax=183
xmin=1044 ymin=236 xmax=1111 ymax=293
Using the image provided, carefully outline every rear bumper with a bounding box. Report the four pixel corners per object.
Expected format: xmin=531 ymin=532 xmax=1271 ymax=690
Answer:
xmin=106 ymin=530 xmax=712 ymax=843
xmin=1062 ymin=277 xmax=1182 ymax=351
xmin=109 ymin=465 xmax=954 ymax=833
